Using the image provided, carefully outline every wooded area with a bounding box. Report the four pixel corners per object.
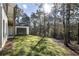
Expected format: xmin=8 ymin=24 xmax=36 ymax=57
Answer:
xmin=29 ymin=3 xmax=79 ymax=52
xmin=15 ymin=3 xmax=79 ymax=54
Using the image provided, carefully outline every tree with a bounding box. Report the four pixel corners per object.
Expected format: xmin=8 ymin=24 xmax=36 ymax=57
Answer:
xmin=75 ymin=4 xmax=79 ymax=44
xmin=15 ymin=6 xmax=23 ymax=25
xmin=64 ymin=4 xmax=71 ymax=46
xmin=61 ymin=3 xmax=66 ymax=39
xmin=13 ymin=5 xmax=17 ymax=37
xmin=70 ymin=4 xmax=79 ymax=44
xmin=31 ymin=12 xmax=38 ymax=35
xmin=78 ymin=19 xmax=79 ymax=44
xmin=37 ymin=4 xmax=44 ymax=36
xmin=53 ymin=3 xmax=57 ymax=38
xmin=21 ymin=13 xmax=30 ymax=26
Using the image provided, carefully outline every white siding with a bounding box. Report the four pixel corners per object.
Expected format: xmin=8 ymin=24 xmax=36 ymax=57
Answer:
xmin=0 ymin=4 xmax=2 ymax=50
xmin=0 ymin=4 xmax=8 ymax=50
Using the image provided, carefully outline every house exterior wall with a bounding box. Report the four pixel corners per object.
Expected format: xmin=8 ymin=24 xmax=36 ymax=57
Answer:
xmin=0 ymin=3 xmax=16 ymax=50
xmin=0 ymin=4 xmax=2 ymax=50
xmin=0 ymin=4 xmax=8 ymax=50
xmin=2 ymin=5 xmax=8 ymax=49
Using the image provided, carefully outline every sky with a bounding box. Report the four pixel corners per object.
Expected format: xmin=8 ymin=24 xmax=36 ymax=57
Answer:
xmin=17 ymin=3 xmax=40 ymax=17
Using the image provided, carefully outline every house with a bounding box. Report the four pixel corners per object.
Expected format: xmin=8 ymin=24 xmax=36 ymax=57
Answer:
xmin=0 ymin=3 xmax=16 ymax=50
xmin=0 ymin=3 xmax=30 ymax=50
xmin=15 ymin=8 xmax=30 ymax=35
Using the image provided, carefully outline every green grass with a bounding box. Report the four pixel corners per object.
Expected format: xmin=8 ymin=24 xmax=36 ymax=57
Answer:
xmin=0 ymin=35 xmax=71 ymax=56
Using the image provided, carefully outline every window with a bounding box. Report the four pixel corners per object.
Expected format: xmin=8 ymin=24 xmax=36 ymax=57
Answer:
xmin=17 ymin=28 xmax=26 ymax=35
xmin=6 ymin=23 xmax=8 ymax=36
xmin=3 ymin=20 xmax=5 ymax=37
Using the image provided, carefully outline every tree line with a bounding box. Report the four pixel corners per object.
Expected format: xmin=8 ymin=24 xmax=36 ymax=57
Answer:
xmin=15 ymin=3 xmax=79 ymax=47
xmin=30 ymin=3 xmax=79 ymax=46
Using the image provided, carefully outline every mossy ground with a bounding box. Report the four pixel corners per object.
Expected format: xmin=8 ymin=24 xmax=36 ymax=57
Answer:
xmin=0 ymin=35 xmax=71 ymax=56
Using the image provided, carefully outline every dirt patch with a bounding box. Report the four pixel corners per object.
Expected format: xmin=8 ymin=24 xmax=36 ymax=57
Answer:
xmin=2 ymin=39 xmax=13 ymax=51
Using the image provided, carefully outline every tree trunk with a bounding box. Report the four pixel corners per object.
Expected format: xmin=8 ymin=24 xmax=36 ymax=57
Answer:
xmin=53 ymin=4 xmax=57 ymax=38
xmin=44 ymin=13 xmax=46 ymax=37
xmin=47 ymin=21 xmax=50 ymax=37
xmin=34 ymin=21 xmax=36 ymax=35
xmin=13 ymin=6 xmax=17 ymax=37
xmin=62 ymin=4 xmax=65 ymax=37
xmin=64 ymin=4 xmax=71 ymax=46
xmin=39 ymin=14 xmax=41 ymax=36
xmin=62 ymin=4 xmax=66 ymax=44
xmin=78 ymin=20 xmax=79 ymax=44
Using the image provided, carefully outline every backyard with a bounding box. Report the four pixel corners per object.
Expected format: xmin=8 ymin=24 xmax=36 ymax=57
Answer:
xmin=1 ymin=3 xmax=79 ymax=56
xmin=0 ymin=35 xmax=77 ymax=56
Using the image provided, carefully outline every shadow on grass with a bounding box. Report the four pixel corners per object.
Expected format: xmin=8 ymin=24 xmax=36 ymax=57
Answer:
xmin=27 ymin=37 xmax=47 ymax=56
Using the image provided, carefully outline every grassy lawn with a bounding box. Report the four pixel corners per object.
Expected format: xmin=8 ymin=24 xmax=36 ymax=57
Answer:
xmin=0 ymin=35 xmax=71 ymax=56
